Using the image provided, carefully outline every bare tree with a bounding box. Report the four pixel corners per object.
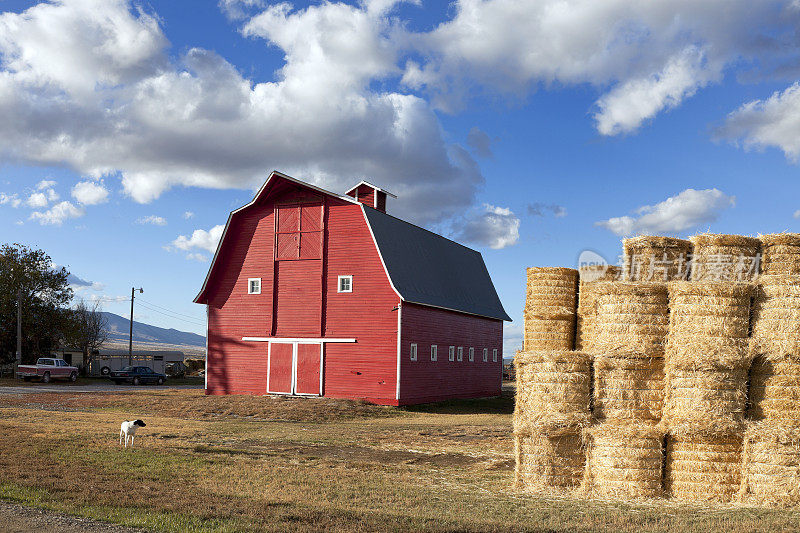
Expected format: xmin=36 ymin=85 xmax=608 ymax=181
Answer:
xmin=66 ymin=299 xmax=108 ymax=371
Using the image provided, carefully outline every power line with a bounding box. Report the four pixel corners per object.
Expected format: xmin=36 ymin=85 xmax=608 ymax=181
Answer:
xmin=136 ymin=297 xmax=204 ymax=322
xmin=134 ymin=301 xmax=206 ymax=327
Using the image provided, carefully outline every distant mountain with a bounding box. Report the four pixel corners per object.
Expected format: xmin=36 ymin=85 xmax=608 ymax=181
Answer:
xmin=101 ymin=312 xmax=205 ymax=348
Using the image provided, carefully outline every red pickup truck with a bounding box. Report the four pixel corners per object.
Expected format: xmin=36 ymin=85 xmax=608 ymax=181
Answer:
xmin=16 ymin=358 xmax=79 ymax=383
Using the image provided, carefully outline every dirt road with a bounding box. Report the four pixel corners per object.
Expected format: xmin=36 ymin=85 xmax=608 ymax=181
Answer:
xmin=0 ymin=501 xmax=146 ymax=533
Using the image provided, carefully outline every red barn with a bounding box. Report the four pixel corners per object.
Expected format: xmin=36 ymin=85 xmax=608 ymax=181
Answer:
xmin=194 ymin=171 xmax=511 ymax=405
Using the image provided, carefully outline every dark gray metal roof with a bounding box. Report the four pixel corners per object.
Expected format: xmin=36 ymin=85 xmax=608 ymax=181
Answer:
xmin=363 ymin=207 xmax=511 ymax=321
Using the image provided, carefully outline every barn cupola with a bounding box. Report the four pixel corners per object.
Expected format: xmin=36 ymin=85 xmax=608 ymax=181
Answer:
xmin=345 ymin=181 xmax=396 ymax=213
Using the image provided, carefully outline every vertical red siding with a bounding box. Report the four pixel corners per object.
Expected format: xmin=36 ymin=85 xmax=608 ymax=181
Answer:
xmin=399 ymin=303 xmax=503 ymax=404
xmin=275 ymin=260 xmax=322 ymax=335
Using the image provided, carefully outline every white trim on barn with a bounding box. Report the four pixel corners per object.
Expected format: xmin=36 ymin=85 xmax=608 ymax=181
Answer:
xmin=360 ymin=203 xmax=404 ymax=301
xmin=242 ymin=337 xmax=356 ymax=343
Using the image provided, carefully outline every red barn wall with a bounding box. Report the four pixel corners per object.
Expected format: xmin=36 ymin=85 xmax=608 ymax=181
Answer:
xmin=399 ymin=303 xmax=503 ymax=405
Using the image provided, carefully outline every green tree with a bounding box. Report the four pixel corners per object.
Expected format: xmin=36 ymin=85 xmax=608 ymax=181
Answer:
xmin=64 ymin=299 xmax=108 ymax=370
xmin=0 ymin=243 xmax=73 ymax=364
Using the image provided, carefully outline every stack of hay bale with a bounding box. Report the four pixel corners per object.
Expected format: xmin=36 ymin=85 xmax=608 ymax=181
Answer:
xmin=622 ymin=236 xmax=692 ymax=282
xmin=515 ymin=268 xmax=588 ymax=491
xmin=576 ymin=265 xmax=620 ymax=351
xmin=739 ymin=233 xmax=800 ymax=507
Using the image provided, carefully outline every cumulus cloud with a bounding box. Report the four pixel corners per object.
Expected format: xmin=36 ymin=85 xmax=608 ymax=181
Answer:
xmin=595 ymin=188 xmax=735 ymax=237
xmin=29 ymin=201 xmax=85 ymax=226
xmin=26 ymin=191 xmax=49 ymax=208
xmin=452 ymin=204 xmax=520 ymax=249
xmin=72 ymin=180 xmax=109 ymax=205
xmin=466 ymin=126 xmax=493 ymax=158
xmin=67 ymin=273 xmax=104 ymax=291
xmin=527 ymin=202 xmax=567 ymax=218
xmin=0 ymin=193 xmax=21 ymax=207
xmin=136 ymin=215 xmax=167 ymax=226
xmin=183 ymin=211 xmax=195 ymax=219
xmin=171 ymin=224 xmax=225 ymax=255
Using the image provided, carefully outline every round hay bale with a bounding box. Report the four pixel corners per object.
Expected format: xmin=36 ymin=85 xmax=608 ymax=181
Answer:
xmin=663 ymin=363 xmax=748 ymax=428
xmin=750 ymin=276 xmax=800 ymax=360
xmin=576 ymin=266 xmax=621 ymax=351
xmin=748 ymin=356 xmax=800 ymax=423
xmin=524 ymin=267 xmax=578 ymax=350
xmin=514 ymin=350 xmax=591 ymax=432
xmin=665 ymin=428 xmax=743 ymax=503
xmin=590 ymin=282 xmax=669 ymax=358
xmin=666 ymin=281 xmax=754 ymax=368
xmin=689 ymin=234 xmax=761 ymax=282
xmin=583 ymin=423 xmax=665 ymax=499
xmin=593 ymin=356 xmax=664 ymax=423
xmin=739 ymin=422 xmax=800 ymax=507
xmin=622 ymin=236 xmax=692 ymax=282
xmin=515 ymin=427 xmax=585 ymax=491
xmin=760 ymin=233 xmax=800 ymax=276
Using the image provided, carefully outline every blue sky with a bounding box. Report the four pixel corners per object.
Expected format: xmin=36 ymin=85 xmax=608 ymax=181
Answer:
xmin=1 ymin=0 xmax=800 ymax=355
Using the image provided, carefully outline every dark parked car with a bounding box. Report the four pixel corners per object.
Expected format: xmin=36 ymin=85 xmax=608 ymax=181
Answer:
xmin=109 ymin=366 xmax=166 ymax=385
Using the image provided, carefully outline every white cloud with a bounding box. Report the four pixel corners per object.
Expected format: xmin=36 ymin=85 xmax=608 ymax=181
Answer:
xmin=171 ymin=224 xmax=225 ymax=255
xmin=219 ymin=0 xmax=265 ymax=20
xmin=26 ymin=191 xmax=49 ymax=208
xmin=0 ymin=193 xmax=21 ymax=207
xmin=183 ymin=211 xmax=195 ymax=219
xmin=717 ymin=82 xmax=800 ymax=161
xmin=136 ymin=215 xmax=167 ymax=226
xmin=71 ymin=180 xmax=109 ymax=205
xmin=185 ymin=252 xmax=209 ymax=262
xmin=452 ymin=203 xmax=520 ymax=249
xmin=595 ymin=188 xmax=735 ymax=237
xmin=67 ymin=273 xmax=105 ymax=291
xmin=36 ymin=179 xmax=57 ymax=190
xmin=29 ymin=200 xmax=85 ymax=226
xmin=794 ymin=210 xmax=800 ymax=219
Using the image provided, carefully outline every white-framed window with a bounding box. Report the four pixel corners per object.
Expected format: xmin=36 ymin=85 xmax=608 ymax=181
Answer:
xmin=469 ymin=347 xmax=474 ymax=362
xmin=448 ymin=346 xmax=455 ymax=362
xmin=431 ymin=345 xmax=437 ymax=362
xmin=410 ymin=343 xmax=417 ymax=362
xmin=248 ymin=278 xmax=261 ymax=294
xmin=338 ymin=275 xmax=353 ymax=293
xmin=493 ymin=348 xmax=498 ymax=362
xmin=457 ymin=347 xmax=463 ymax=361
xmin=483 ymin=348 xmax=488 ymax=362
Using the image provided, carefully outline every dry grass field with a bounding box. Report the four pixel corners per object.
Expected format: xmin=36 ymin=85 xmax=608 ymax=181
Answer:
xmin=0 ymin=387 xmax=798 ymax=532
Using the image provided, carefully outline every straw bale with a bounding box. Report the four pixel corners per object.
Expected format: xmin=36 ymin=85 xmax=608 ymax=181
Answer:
xmin=593 ymin=356 xmax=664 ymax=423
xmin=515 ymin=428 xmax=585 ymax=491
xmin=750 ymin=276 xmax=800 ymax=360
xmin=665 ymin=428 xmax=743 ymax=503
xmin=663 ymin=363 xmax=748 ymax=428
xmin=689 ymin=234 xmax=761 ymax=282
xmin=524 ymin=267 xmax=578 ymax=349
xmin=576 ymin=266 xmax=621 ymax=351
xmin=590 ymin=282 xmax=669 ymax=358
xmin=514 ymin=350 xmax=591 ymax=431
xmin=748 ymin=356 xmax=800 ymax=423
xmin=523 ymin=318 xmax=574 ymax=351
xmin=738 ymin=422 xmax=800 ymax=507
xmin=622 ymin=236 xmax=692 ymax=282
xmin=760 ymin=233 xmax=800 ymax=276
xmin=666 ymin=282 xmax=754 ymax=368
xmin=582 ymin=423 xmax=665 ymax=499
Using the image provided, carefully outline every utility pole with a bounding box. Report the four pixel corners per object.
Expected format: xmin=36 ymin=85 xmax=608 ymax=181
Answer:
xmin=128 ymin=287 xmax=143 ymax=366
xmin=16 ymin=288 xmax=21 ymax=365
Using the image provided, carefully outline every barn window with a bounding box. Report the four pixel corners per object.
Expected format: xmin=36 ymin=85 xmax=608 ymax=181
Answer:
xmin=448 ymin=346 xmax=455 ymax=361
xmin=276 ymin=203 xmax=323 ymax=260
xmin=338 ymin=275 xmax=353 ymax=293
xmin=431 ymin=345 xmax=437 ymax=361
xmin=493 ymin=348 xmax=498 ymax=362
xmin=457 ymin=347 xmax=463 ymax=361
xmin=410 ymin=343 xmax=417 ymax=362
xmin=483 ymin=348 xmax=488 ymax=362
xmin=469 ymin=347 xmax=474 ymax=362
xmin=248 ymin=278 xmax=261 ymax=294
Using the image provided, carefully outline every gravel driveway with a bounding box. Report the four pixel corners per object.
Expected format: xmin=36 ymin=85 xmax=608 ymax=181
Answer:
xmin=0 ymin=383 xmax=203 ymax=395
xmin=0 ymin=501 xmax=148 ymax=533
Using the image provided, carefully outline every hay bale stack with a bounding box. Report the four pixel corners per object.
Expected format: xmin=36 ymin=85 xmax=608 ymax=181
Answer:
xmin=576 ymin=265 xmax=620 ymax=351
xmin=751 ymin=276 xmax=800 ymax=360
xmin=663 ymin=364 xmax=748 ymax=427
xmin=749 ymin=356 xmax=800 ymax=423
xmin=622 ymin=236 xmax=692 ymax=282
xmin=738 ymin=422 xmax=800 ymax=507
xmin=760 ymin=233 xmax=800 ymax=276
xmin=524 ymin=267 xmax=578 ymax=350
xmin=665 ymin=427 xmax=743 ymax=503
xmin=593 ymin=356 xmax=664 ymax=423
xmin=689 ymin=234 xmax=761 ymax=282
xmin=513 ymin=350 xmax=591 ymax=431
xmin=590 ymin=282 xmax=669 ymax=358
xmin=583 ymin=423 xmax=664 ymax=499
xmin=515 ymin=428 xmax=585 ymax=491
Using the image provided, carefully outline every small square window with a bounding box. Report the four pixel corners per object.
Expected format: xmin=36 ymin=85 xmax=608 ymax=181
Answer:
xmin=248 ymin=278 xmax=261 ymax=294
xmin=410 ymin=343 xmax=417 ymax=362
xmin=457 ymin=347 xmax=463 ymax=361
xmin=493 ymin=349 xmax=498 ymax=362
xmin=338 ymin=275 xmax=353 ymax=293
xmin=431 ymin=345 xmax=437 ymax=362
xmin=469 ymin=347 xmax=474 ymax=362
xmin=448 ymin=346 xmax=455 ymax=361
xmin=483 ymin=348 xmax=488 ymax=362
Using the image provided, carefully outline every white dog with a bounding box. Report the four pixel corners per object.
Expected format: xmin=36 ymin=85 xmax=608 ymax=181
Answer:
xmin=119 ymin=419 xmax=146 ymax=448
